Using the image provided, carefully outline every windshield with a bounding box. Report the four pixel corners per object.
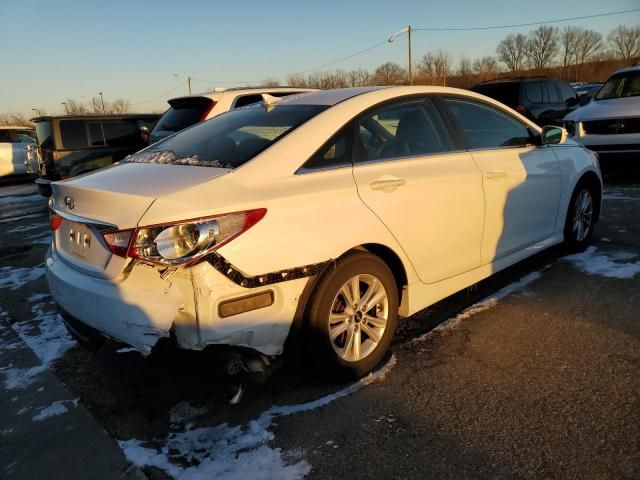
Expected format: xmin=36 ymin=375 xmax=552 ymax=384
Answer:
xmin=595 ymin=71 xmax=640 ymax=100
xmin=124 ymin=104 xmax=327 ymax=169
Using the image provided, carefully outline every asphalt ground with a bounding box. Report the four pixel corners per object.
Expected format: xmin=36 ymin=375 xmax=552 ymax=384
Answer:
xmin=0 ymin=175 xmax=638 ymax=479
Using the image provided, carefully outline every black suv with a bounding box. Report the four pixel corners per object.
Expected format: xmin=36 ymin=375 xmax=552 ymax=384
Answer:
xmin=470 ymin=77 xmax=579 ymax=126
xmin=32 ymin=114 xmax=159 ymax=196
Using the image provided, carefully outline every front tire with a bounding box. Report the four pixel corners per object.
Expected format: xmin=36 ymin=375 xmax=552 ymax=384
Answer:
xmin=564 ymin=183 xmax=597 ymax=251
xmin=304 ymin=252 xmax=399 ymax=378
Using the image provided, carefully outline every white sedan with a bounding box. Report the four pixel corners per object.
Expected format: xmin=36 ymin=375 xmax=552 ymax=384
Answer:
xmin=46 ymin=86 xmax=602 ymax=377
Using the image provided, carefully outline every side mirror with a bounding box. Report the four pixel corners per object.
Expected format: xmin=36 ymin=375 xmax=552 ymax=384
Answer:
xmin=541 ymin=125 xmax=567 ymax=145
xmin=579 ymin=93 xmax=590 ymax=106
xmin=565 ymin=97 xmax=578 ymax=107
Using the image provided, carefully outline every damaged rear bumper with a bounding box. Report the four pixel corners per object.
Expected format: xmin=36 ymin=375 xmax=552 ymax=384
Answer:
xmin=46 ymin=248 xmax=183 ymax=354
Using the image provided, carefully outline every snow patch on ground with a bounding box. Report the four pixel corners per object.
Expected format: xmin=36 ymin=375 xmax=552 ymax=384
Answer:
xmin=0 ymin=265 xmax=45 ymax=290
xmin=119 ymin=356 xmax=396 ymax=480
xmin=602 ymin=191 xmax=637 ymax=201
xmin=7 ymin=223 xmax=48 ymax=234
xmin=1 ymin=298 xmax=75 ymax=390
xmin=0 ymin=194 xmax=43 ymax=205
xmin=0 ymin=212 xmax=47 ymax=224
xmin=412 ymin=270 xmax=544 ymax=344
xmin=31 ymin=399 xmax=78 ymax=422
xmin=563 ymin=246 xmax=640 ymax=279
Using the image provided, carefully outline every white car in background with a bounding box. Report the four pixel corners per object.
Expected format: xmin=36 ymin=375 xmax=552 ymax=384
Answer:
xmin=46 ymin=86 xmax=602 ymax=378
xmin=0 ymin=126 xmax=37 ymax=177
xmin=148 ymin=86 xmax=316 ymax=144
xmin=564 ymin=65 xmax=640 ymax=167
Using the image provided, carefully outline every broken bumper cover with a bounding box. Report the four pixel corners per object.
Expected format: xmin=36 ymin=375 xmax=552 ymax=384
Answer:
xmin=45 ymin=248 xmax=182 ymax=355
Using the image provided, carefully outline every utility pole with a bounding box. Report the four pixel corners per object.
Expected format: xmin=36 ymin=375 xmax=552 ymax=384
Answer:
xmin=187 ymin=76 xmax=192 ymax=95
xmin=98 ymin=92 xmax=105 ymax=114
xmin=408 ymin=26 xmax=412 ymax=86
xmin=388 ymin=26 xmax=413 ymax=86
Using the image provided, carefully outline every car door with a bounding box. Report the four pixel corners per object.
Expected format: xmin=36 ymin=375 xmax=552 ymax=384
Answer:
xmin=352 ymin=97 xmax=485 ymax=284
xmin=442 ymin=96 xmax=561 ymax=264
xmin=0 ymin=130 xmax=14 ymax=176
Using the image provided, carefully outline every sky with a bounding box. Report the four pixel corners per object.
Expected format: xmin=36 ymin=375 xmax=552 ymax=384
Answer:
xmin=1 ymin=0 xmax=638 ymax=116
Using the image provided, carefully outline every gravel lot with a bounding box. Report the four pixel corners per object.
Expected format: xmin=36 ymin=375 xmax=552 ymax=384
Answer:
xmin=1 ymin=176 xmax=638 ymax=480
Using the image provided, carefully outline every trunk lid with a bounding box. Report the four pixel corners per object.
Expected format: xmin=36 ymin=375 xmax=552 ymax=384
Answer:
xmin=51 ymin=162 xmax=230 ymax=277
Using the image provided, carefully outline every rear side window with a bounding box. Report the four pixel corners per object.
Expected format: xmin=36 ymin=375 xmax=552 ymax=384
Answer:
xmin=357 ymin=99 xmax=453 ymax=162
xmin=557 ymin=81 xmax=577 ymax=103
xmin=0 ymin=131 xmax=12 ymax=143
xmin=154 ymin=97 xmax=214 ymax=133
xmin=35 ymin=121 xmax=53 ymax=148
xmin=524 ymin=82 xmax=543 ymax=104
xmin=127 ymin=104 xmax=327 ymax=169
xmin=60 ymin=120 xmax=88 ymax=149
xmin=302 ymin=124 xmax=354 ymax=170
xmin=103 ymin=121 xmax=139 ymax=146
xmin=445 ymin=98 xmax=531 ymax=149
xmin=546 ymin=82 xmax=560 ymax=103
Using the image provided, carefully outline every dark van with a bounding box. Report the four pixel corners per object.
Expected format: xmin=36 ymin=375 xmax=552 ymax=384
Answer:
xmin=470 ymin=76 xmax=579 ymax=126
xmin=32 ymin=114 xmax=160 ymax=196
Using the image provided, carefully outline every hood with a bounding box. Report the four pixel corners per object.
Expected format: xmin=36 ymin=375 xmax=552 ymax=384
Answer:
xmin=51 ymin=163 xmax=230 ymax=228
xmin=565 ymin=96 xmax=640 ymax=122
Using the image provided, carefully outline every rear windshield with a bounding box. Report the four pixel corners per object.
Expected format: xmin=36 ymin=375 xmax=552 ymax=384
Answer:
xmin=471 ymin=83 xmax=520 ymax=107
xmin=35 ymin=121 xmax=54 ymax=148
xmin=124 ymin=104 xmax=327 ymax=169
xmin=595 ymin=71 xmax=640 ymax=100
xmin=154 ymin=97 xmax=214 ymax=133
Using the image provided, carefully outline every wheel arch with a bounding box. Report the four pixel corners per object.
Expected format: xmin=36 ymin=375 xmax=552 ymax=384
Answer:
xmin=575 ymin=170 xmax=602 ymax=222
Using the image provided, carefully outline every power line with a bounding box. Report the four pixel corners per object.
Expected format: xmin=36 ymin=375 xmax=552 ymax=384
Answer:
xmin=130 ymin=81 xmax=187 ymax=105
xmin=413 ymin=8 xmax=640 ymax=31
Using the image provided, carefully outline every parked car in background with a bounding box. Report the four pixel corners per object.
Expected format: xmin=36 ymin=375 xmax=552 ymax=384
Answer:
xmin=46 ymin=86 xmax=601 ymax=379
xmin=32 ymin=114 xmax=160 ymax=195
xmin=470 ymin=76 xmax=579 ymax=126
xmin=564 ymin=65 xmax=640 ymax=169
xmin=148 ymin=86 xmax=316 ymax=143
xmin=0 ymin=126 xmax=36 ymax=177
xmin=573 ymin=82 xmax=603 ymax=101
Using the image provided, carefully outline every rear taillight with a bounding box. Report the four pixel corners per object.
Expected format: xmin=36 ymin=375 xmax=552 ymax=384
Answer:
xmin=103 ymin=209 xmax=266 ymax=266
xmin=50 ymin=214 xmax=62 ymax=231
xmin=102 ymin=229 xmax=134 ymax=257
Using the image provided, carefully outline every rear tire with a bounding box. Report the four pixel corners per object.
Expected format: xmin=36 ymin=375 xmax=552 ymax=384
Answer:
xmin=303 ymin=252 xmax=399 ymax=378
xmin=564 ymin=182 xmax=597 ymax=252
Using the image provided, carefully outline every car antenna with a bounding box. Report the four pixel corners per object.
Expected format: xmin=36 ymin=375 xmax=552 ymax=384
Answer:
xmin=261 ymin=93 xmax=281 ymax=111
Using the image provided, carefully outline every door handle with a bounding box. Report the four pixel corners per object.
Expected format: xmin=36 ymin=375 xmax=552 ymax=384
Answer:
xmin=485 ymin=171 xmax=506 ymax=180
xmin=370 ymin=178 xmax=407 ymax=191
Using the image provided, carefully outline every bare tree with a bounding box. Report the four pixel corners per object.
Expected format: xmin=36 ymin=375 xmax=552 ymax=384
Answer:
xmin=418 ymin=50 xmax=452 ymax=85
xmin=286 ymin=73 xmax=308 ymax=87
xmin=262 ymin=78 xmax=280 ymax=87
xmin=0 ymin=113 xmax=33 ymax=127
xmin=527 ymin=26 xmax=559 ymax=69
xmin=347 ymin=68 xmax=371 ymax=87
xmin=372 ymin=62 xmax=407 ymax=85
xmin=575 ymin=29 xmax=603 ymax=64
xmin=64 ymin=98 xmax=89 ymax=115
xmin=473 ymin=56 xmax=500 ymax=82
xmin=607 ymin=24 xmax=640 ymax=60
xmin=109 ymin=98 xmax=131 ymax=114
xmin=560 ymin=26 xmax=580 ymax=68
xmin=496 ymin=33 xmax=528 ymax=71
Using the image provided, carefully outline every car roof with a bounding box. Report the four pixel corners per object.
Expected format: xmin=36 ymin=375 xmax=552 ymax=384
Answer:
xmin=169 ymin=86 xmax=318 ymax=102
xmin=31 ymin=114 xmax=160 ymax=122
xmin=273 ymin=86 xmax=391 ymax=106
xmin=612 ymin=64 xmax=640 ymax=75
xmin=0 ymin=125 xmax=34 ymax=130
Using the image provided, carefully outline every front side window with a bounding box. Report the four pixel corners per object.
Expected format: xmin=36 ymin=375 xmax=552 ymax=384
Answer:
xmin=445 ymin=98 xmax=532 ymax=149
xmin=60 ymin=120 xmax=88 ymax=149
xmin=557 ymin=82 xmax=577 ymax=103
xmin=595 ymin=71 xmax=640 ymax=100
xmin=125 ymin=104 xmax=327 ymax=169
xmin=357 ymin=99 xmax=453 ymax=162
